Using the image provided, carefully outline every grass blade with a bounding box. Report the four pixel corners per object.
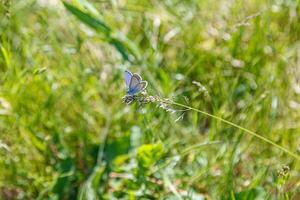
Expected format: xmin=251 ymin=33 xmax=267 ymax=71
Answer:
xmin=63 ymin=1 xmax=111 ymax=36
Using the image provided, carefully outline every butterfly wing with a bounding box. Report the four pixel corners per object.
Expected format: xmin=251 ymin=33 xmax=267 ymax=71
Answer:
xmin=124 ymin=70 xmax=133 ymax=87
xmin=129 ymin=73 xmax=142 ymax=88
xmin=136 ymin=81 xmax=148 ymax=92
xmin=127 ymin=73 xmax=147 ymax=95
xmin=129 ymin=81 xmax=148 ymax=95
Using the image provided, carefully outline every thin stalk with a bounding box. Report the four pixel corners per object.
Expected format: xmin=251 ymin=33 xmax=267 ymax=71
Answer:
xmin=162 ymin=99 xmax=300 ymax=161
xmin=97 ymin=114 xmax=112 ymax=165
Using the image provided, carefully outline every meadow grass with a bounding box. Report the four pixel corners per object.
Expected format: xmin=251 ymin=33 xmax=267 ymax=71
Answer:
xmin=1 ymin=0 xmax=300 ymax=199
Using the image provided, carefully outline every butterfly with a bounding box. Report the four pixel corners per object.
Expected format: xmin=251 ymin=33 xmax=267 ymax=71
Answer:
xmin=124 ymin=70 xmax=148 ymax=96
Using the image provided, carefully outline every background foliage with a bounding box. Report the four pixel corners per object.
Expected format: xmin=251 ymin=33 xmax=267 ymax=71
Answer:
xmin=1 ymin=0 xmax=300 ymax=199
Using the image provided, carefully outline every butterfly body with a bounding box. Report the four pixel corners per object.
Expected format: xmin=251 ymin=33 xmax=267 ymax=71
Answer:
xmin=124 ymin=70 xmax=148 ymax=96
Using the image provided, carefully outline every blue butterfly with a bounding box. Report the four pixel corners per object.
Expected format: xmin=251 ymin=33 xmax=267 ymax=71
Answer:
xmin=124 ymin=70 xmax=148 ymax=96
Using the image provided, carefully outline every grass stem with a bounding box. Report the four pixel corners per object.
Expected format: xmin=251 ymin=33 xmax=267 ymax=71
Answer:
xmin=163 ymin=99 xmax=300 ymax=161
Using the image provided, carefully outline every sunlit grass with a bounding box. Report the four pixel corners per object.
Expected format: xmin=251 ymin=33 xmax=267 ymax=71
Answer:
xmin=1 ymin=0 xmax=300 ymax=199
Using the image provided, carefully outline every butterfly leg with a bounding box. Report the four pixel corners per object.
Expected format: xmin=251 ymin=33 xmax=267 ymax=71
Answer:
xmin=123 ymin=95 xmax=135 ymax=105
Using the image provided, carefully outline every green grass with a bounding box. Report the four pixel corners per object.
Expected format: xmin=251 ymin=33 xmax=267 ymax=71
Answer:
xmin=1 ymin=0 xmax=300 ymax=199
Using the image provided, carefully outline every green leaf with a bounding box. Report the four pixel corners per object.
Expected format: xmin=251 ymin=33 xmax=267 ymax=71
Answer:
xmin=111 ymin=33 xmax=142 ymax=61
xmin=232 ymin=187 xmax=267 ymax=200
xmin=52 ymin=157 xmax=74 ymax=196
xmin=63 ymin=1 xmax=111 ymax=36
xmin=137 ymin=143 xmax=164 ymax=170
xmin=63 ymin=1 xmax=141 ymax=62
xmin=19 ymin=128 xmax=46 ymax=152
xmin=76 ymin=0 xmax=101 ymax=18
xmin=78 ymin=165 xmax=105 ymax=200
xmin=0 ymin=45 xmax=10 ymax=70
xmin=110 ymin=37 xmax=130 ymax=61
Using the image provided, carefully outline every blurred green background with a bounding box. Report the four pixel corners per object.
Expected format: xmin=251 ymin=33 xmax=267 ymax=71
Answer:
xmin=1 ymin=0 xmax=300 ymax=199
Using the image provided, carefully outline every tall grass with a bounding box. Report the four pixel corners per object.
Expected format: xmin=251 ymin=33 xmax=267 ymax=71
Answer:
xmin=1 ymin=0 xmax=300 ymax=199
